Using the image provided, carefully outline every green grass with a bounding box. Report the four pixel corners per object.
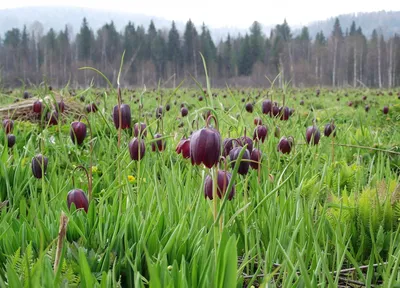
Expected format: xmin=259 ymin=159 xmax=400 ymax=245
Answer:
xmin=0 ymin=86 xmax=399 ymax=287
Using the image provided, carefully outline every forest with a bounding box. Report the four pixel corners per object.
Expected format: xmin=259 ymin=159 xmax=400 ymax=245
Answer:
xmin=0 ymin=17 xmax=399 ymax=88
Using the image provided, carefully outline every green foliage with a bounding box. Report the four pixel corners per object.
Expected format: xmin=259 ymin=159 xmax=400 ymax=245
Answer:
xmin=5 ymin=243 xmax=80 ymax=287
xmin=326 ymin=179 xmax=400 ymax=260
xmin=325 ymin=161 xmax=359 ymax=193
xmin=0 ymin=86 xmax=399 ymax=287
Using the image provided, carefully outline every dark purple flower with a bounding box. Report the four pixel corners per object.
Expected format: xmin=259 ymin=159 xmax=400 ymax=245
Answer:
xmin=324 ymin=122 xmax=336 ymax=137
xmin=31 ymin=154 xmax=48 ymax=179
xmin=262 ymin=100 xmax=272 ymax=115
xmin=47 ymin=111 xmax=58 ymax=125
xmin=204 ymin=170 xmax=235 ymax=200
xmin=58 ymin=100 xmax=65 ymax=113
xmin=129 ymin=137 xmax=146 ymax=160
xmin=134 ymin=122 xmax=147 ymax=138
xmin=176 ymin=138 xmax=190 ymax=158
xmin=278 ymin=136 xmax=294 ymax=154
xmin=70 ymin=121 xmax=87 ymax=145
xmin=383 ymin=106 xmax=389 ymax=114
xmin=254 ymin=117 xmax=262 ymax=126
xmin=181 ymin=107 xmax=189 ymax=117
xmin=67 ymin=189 xmax=88 ymax=213
xmin=280 ymin=106 xmax=290 ymax=121
xmin=253 ymin=125 xmax=268 ymax=143
xmin=33 ymin=100 xmax=43 ymax=114
xmin=7 ymin=134 xmax=16 ymax=148
xmin=229 ymin=146 xmax=250 ymax=175
xmin=250 ymin=148 xmax=261 ymax=170
xmin=151 ymin=133 xmax=166 ymax=152
xmin=245 ymin=103 xmax=253 ymax=113
xmin=272 ymin=104 xmax=280 ymax=117
xmin=190 ymin=127 xmax=221 ymax=169
xmin=238 ymin=136 xmax=253 ymax=153
xmin=2 ymin=119 xmax=13 ymax=134
xmin=113 ymin=104 xmax=131 ymax=129
xmin=86 ymin=103 xmax=98 ymax=113
xmin=306 ymin=125 xmax=321 ymax=145
xmin=222 ymin=138 xmax=234 ymax=157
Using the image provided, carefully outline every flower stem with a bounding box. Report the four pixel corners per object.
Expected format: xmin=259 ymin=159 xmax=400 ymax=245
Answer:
xmin=243 ymin=175 xmax=249 ymax=275
xmin=212 ymin=166 xmax=219 ymax=270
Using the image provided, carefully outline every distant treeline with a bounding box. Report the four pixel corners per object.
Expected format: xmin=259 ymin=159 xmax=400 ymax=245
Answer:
xmin=0 ymin=17 xmax=399 ymax=88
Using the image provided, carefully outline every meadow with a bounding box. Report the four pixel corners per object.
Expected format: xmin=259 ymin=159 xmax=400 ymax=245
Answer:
xmin=0 ymin=81 xmax=399 ymax=287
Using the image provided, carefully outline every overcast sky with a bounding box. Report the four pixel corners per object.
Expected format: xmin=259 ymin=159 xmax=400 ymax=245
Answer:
xmin=1 ymin=0 xmax=399 ymax=28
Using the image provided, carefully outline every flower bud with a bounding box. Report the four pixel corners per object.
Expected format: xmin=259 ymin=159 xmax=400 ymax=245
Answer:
xmin=190 ymin=127 xmax=221 ymax=169
xmin=113 ymin=104 xmax=131 ymax=129
xmin=31 ymin=154 xmax=48 ymax=179
xmin=129 ymin=137 xmax=146 ymax=160
xmin=204 ymin=170 xmax=235 ymax=200
xmin=67 ymin=189 xmax=88 ymax=213
xmin=70 ymin=121 xmax=87 ymax=145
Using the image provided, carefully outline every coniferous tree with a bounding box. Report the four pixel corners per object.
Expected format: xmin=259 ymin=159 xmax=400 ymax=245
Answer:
xmin=20 ymin=25 xmax=29 ymax=79
xmin=168 ymin=21 xmax=182 ymax=78
xmin=152 ymin=30 xmax=167 ymax=81
xmin=183 ymin=19 xmax=198 ymax=77
xmin=238 ymin=34 xmax=252 ymax=75
xmin=57 ymin=26 xmax=71 ymax=84
xmin=314 ymin=31 xmax=327 ymax=85
xmin=331 ymin=17 xmax=343 ymax=86
xmin=4 ymin=28 xmax=21 ymax=78
xmin=223 ymin=34 xmax=235 ymax=77
xmin=147 ymin=20 xmax=157 ymax=61
xmin=77 ymin=18 xmax=92 ymax=62
xmin=249 ymin=21 xmax=264 ymax=65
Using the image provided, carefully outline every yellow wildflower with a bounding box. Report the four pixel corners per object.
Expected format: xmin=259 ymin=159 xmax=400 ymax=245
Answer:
xmin=91 ymin=166 xmax=98 ymax=173
xmin=128 ymin=175 xmax=136 ymax=183
xmin=21 ymin=157 xmax=29 ymax=167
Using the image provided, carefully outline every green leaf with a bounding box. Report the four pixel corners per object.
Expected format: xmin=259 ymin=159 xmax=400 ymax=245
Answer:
xmin=376 ymin=225 xmax=384 ymax=254
xmin=6 ymin=263 xmax=22 ymax=287
xmin=217 ymin=234 xmax=237 ymax=288
xmin=78 ymin=248 xmax=95 ymax=288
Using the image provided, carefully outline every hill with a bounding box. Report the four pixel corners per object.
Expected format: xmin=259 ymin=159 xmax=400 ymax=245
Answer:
xmin=0 ymin=6 xmax=249 ymax=42
xmin=304 ymin=10 xmax=400 ymax=39
xmin=0 ymin=7 xmax=398 ymax=41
